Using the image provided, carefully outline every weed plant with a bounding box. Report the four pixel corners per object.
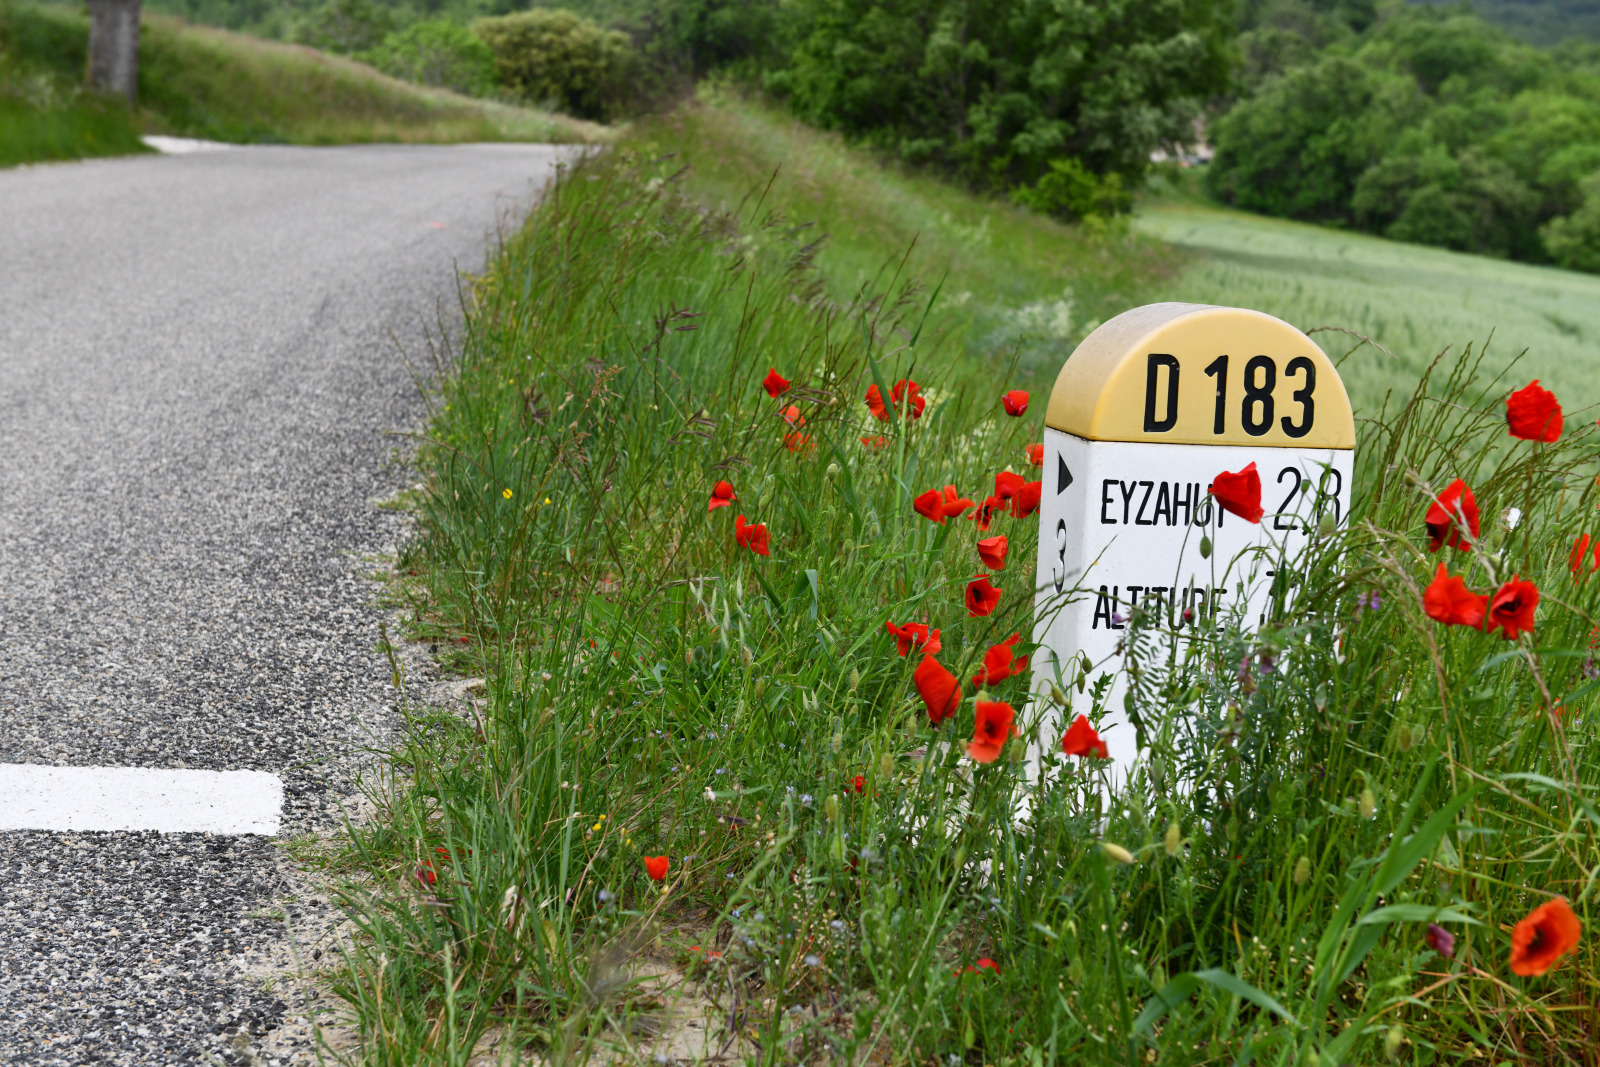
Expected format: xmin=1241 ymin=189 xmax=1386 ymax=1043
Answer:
xmin=338 ymin=146 xmax=1600 ymax=1065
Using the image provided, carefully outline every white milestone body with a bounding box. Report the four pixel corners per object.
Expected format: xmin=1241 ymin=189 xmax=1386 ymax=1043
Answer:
xmin=1025 ymin=302 xmax=1357 ymax=785
xmin=1030 ymin=430 xmax=1354 ymax=774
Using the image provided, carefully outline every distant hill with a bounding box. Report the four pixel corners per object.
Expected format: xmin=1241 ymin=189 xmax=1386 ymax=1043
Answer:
xmin=1417 ymin=0 xmax=1600 ymax=43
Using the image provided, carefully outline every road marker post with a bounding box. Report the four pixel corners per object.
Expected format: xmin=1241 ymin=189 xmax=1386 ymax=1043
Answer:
xmin=1030 ymin=303 xmax=1355 ymax=783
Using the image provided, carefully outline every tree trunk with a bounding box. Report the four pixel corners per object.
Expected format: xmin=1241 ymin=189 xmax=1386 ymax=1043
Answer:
xmin=86 ymin=0 xmax=142 ymax=105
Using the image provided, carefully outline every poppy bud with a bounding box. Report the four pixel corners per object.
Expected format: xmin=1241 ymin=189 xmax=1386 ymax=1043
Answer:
xmin=1293 ymin=856 xmax=1312 ymax=885
xmin=831 ymin=731 xmax=843 ymax=755
xmin=1385 ymin=1024 xmax=1405 ymax=1060
xmin=1317 ymin=511 xmax=1337 ymax=537
xmin=1411 ymin=723 xmax=1427 ymax=748
xmin=1102 ymin=841 xmax=1135 ymax=865
xmin=1164 ymin=822 xmax=1181 ymax=857
xmin=1225 ymin=817 xmax=1239 ymax=841
xmin=1305 ymin=1051 xmax=1319 ymax=1067
xmin=1360 ymin=788 xmax=1376 ymax=819
xmin=1395 ymin=724 xmax=1413 ymax=752
xmin=1199 ymin=535 xmax=1213 ymax=559
xmin=1007 ymin=739 xmax=1024 ymax=763
xmin=825 ymin=794 xmax=840 ymax=821
xmin=1049 ymin=682 xmax=1068 ymax=707
xmin=849 ymin=668 xmax=860 ymax=692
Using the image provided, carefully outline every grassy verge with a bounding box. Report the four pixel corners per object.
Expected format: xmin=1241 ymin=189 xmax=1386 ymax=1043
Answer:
xmin=332 ymin=120 xmax=1600 ymax=1063
xmin=627 ymin=91 xmax=1173 ymax=387
xmin=0 ymin=2 xmax=603 ymax=169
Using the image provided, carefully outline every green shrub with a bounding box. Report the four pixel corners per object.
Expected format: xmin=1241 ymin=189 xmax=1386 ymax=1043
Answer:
xmin=472 ymin=9 xmax=634 ymax=121
xmin=1010 ymin=158 xmax=1132 ymax=222
xmin=1541 ymin=171 xmax=1600 ymax=272
xmin=294 ymin=0 xmax=391 ymax=55
xmin=362 ymin=19 xmax=495 ymax=98
xmin=772 ymin=0 xmax=1234 ymax=196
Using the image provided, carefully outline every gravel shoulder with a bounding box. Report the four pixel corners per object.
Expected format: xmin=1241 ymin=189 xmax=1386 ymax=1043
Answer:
xmin=0 ymin=143 xmax=572 ymax=1064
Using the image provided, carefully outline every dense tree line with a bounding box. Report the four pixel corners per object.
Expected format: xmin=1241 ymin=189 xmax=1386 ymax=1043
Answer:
xmin=1211 ymin=1 xmax=1600 ymax=270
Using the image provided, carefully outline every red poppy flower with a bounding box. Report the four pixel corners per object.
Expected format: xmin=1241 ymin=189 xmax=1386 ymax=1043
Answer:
xmin=1001 ymin=390 xmax=1029 ymax=417
xmin=865 ymin=384 xmax=889 ymax=421
xmin=891 ymin=379 xmax=926 ymax=419
xmin=1024 ymin=443 xmax=1044 ymax=467
xmin=1210 ymin=463 xmax=1264 ymax=523
xmin=967 ymin=700 xmax=1016 ymax=763
xmin=784 ymin=431 xmax=814 ymax=455
xmin=734 ymin=514 xmax=770 ymax=557
xmin=1061 ymin=714 xmax=1108 ymax=759
xmin=914 ymin=485 xmax=976 ymax=524
xmin=1425 ymin=479 xmax=1480 ymax=552
xmin=1012 ymin=480 xmax=1042 ymax=519
xmin=866 ymin=380 xmax=926 ymax=421
xmin=1507 ymin=380 xmax=1562 ymax=442
xmin=994 ymin=471 xmax=1025 ymax=501
xmin=781 ymin=404 xmax=806 ymax=427
xmin=1510 ymin=896 xmax=1581 ymax=976
xmin=415 ymin=859 xmax=437 ymax=887
xmin=973 ymin=957 xmax=999 ymax=973
xmin=708 ymin=480 xmax=737 ymax=512
xmin=914 ymin=655 xmax=961 ymax=725
xmin=971 ymin=633 xmax=1029 ymax=686
xmin=1572 ymin=534 xmax=1599 ymax=575
xmin=1423 ymin=563 xmax=1487 ymax=628
xmin=970 ymin=494 xmax=1006 ymax=531
xmin=762 ymin=368 xmax=791 ymax=398
xmin=1485 ymin=576 xmax=1538 ymax=640
xmin=977 ymin=534 xmax=1008 ymax=570
xmin=644 ymin=855 xmax=670 ymax=882
xmin=851 ymin=774 xmax=865 ymax=794
xmin=885 ymin=620 xmax=942 ymax=656
xmin=966 ymin=576 xmax=1003 ymax=617
xmin=861 ymin=435 xmax=888 ymax=451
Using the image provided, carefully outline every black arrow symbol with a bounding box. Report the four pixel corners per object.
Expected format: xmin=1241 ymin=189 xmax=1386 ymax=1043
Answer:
xmin=1057 ymin=454 xmax=1073 ymax=495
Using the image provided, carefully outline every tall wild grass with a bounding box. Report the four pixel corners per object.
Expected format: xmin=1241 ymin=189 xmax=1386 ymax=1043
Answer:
xmin=336 ymin=146 xmax=1600 ymax=1065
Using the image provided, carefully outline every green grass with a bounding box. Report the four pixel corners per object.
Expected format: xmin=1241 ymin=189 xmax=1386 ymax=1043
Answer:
xmin=1136 ymin=188 xmax=1600 ymax=423
xmin=629 ymin=91 xmax=1173 ymax=386
xmin=134 ymin=12 xmax=606 ymax=145
xmin=326 ymin=104 xmax=1600 ymax=1065
xmin=0 ymin=1 xmax=605 ymax=169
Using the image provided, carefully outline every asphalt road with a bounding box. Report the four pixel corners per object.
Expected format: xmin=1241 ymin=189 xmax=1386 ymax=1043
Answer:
xmin=0 ymin=143 xmax=572 ymax=1063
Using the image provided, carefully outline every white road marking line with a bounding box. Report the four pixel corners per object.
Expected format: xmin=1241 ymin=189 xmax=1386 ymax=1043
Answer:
xmin=0 ymin=764 xmax=282 ymax=835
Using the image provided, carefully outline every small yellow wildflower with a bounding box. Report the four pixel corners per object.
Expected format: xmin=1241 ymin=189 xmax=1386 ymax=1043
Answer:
xmin=502 ymin=488 xmax=513 ymax=499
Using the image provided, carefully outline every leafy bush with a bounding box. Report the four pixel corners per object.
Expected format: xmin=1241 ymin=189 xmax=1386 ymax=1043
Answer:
xmin=1208 ymin=5 xmax=1600 ymax=270
xmin=769 ymin=0 xmax=1232 ymax=198
xmin=472 ymin=8 xmax=635 ymax=121
xmin=362 ymin=19 xmax=495 ymax=98
xmin=294 ymin=0 xmax=392 ymax=54
xmin=1542 ymin=170 xmax=1600 ymax=271
xmin=1010 ymin=157 xmax=1132 ymax=222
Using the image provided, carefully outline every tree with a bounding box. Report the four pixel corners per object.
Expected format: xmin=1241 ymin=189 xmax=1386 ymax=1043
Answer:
xmin=773 ymin=0 xmax=1235 ymax=195
xmin=86 ymin=0 xmax=140 ymax=104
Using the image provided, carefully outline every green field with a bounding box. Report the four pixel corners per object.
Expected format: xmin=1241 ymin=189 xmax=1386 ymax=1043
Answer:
xmin=1138 ymin=198 xmax=1600 ymax=422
